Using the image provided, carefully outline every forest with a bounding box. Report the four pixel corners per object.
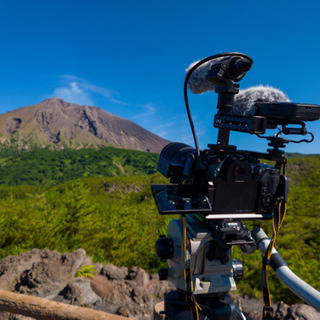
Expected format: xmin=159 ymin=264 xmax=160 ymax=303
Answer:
xmin=0 ymin=147 xmax=158 ymax=185
xmin=0 ymin=146 xmax=319 ymax=304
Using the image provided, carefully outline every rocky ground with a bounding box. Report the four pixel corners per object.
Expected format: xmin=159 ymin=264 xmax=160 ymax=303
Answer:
xmin=0 ymin=248 xmax=318 ymax=320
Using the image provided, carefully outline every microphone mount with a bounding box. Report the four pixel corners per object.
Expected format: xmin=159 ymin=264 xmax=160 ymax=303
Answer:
xmin=206 ymin=56 xmax=253 ymax=113
xmin=184 ymin=52 xmax=320 ymax=154
xmin=205 ymin=54 xmax=253 ymax=146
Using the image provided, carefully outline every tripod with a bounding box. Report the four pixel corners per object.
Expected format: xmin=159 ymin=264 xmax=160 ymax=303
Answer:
xmin=164 ymin=289 xmax=245 ymax=320
xmin=156 ymin=214 xmax=255 ymax=320
xmin=155 ymin=215 xmax=320 ymax=320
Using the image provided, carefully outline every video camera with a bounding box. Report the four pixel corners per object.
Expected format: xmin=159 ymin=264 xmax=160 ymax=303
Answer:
xmin=151 ymin=53 xmax=320 ymax=320
xmin=152 ymin=53 xmax=320 ymax=221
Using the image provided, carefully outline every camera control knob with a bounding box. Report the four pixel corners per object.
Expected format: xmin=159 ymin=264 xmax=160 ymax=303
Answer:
xmin=232 ymin=259 xmax=244 ymax=281
xmin=158 ymin=268 xmax=169 ymax=281
xmin=262 ymin=194 xmax=273 ymax=207
xmin=155 ymin=235 xmax=174 ymax=260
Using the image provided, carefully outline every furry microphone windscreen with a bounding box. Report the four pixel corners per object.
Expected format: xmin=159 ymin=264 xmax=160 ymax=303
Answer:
xmin=186 ymin=60 xmax=290 ymax=115
xmin=186 ymin=57 xmax=229 ymax=94
xmin=232 ymin=85 xmax=290 ymax=116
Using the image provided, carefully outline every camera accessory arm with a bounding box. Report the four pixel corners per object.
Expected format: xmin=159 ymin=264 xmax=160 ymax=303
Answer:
xmin=252 ymin=228 xmax=320 ymax=312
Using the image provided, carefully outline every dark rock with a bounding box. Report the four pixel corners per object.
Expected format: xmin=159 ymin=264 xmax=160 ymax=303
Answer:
xmin=15 ymin=248 xmax=87 ymax=298
xmin=127 ymin=266 xmax=150 ymax=286
xmin=100 ymin=263 xmax=128 ymax=280
xmin=131 ymin=286 xmax=153 ymax=308
xmin=0 ymin=248 xmax=88 ymax=297
xmin=0 ymin=249 xmax=45 ymax=291
xmin=58 ymin=282 xmax=84 ymax=306
xmin=73 ymin=278 xmax=102 ymax=306
xmin=56 ymin=278 xmax=102 ymax=308
xmin=117 ymin=303 xmax=150 ymax=320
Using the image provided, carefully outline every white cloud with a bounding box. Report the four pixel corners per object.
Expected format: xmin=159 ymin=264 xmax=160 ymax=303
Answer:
xmin=53 ymin=82 xmax=94 ymax=106
xmin=52 ymin=75 xmax=128 ymax=106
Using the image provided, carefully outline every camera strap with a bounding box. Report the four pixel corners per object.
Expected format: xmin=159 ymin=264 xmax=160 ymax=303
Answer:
xmin=261 ymin=199 xmax=287 ymax=320
xmin=182 ymin=215 xmax=202 ymax=320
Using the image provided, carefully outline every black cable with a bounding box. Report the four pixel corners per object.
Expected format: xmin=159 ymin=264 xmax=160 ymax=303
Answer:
xmin=288 ymin=132 xmax=314 ymax=143
xmin=256 ymin=131 xmax=314 ymax=144
xmin=184 ymin=52 xmax=253 ymax=156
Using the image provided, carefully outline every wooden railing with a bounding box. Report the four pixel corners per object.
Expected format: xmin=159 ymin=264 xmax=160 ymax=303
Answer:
xmin=0 ymin=289 xmax=130 ymax=320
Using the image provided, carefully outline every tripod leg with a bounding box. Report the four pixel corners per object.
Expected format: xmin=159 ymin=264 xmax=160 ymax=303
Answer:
xmin=164 ymin=291 xmax=247 ymax=320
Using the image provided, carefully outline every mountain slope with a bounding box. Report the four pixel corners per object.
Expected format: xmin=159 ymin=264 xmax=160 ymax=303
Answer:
xmin=0 ymin=147 xmax=159 ymax=186
xmin=0 ymin=98 xmax=169 ymax=152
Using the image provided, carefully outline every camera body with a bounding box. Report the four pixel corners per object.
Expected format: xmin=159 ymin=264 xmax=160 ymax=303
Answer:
xmin=152 ymin=142 xmax=283 ymax=220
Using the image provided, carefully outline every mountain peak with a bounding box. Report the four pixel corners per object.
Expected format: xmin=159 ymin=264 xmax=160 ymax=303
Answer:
xmin=40 ymin=97 xmax=73 ymax=108
xmin=0 ymin=99 xmax=169 ymax=152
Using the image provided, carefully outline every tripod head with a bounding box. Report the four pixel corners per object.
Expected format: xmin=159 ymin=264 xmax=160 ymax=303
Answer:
xmin=157 ymin=215 xmax=255 ymax=295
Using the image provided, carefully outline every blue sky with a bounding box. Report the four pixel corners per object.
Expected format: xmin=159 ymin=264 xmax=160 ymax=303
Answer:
xmin=0 ymin=0 xmax=320 ymax=153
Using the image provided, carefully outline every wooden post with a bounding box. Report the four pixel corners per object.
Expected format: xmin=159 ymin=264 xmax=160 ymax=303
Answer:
xmin=0 ymin=289 xmax=131 ymax=320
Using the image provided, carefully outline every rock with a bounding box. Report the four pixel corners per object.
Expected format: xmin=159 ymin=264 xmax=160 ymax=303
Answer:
xmin=90 ymin=275 xmax=131 ymax=306
xmin=91 ymin=267 xmax=173 ymax=319
xmin=0 ymin=312 xmax=34 ymax=320
xmin=127 ymin=266 xmax=150 ymax=286
xmin=131 ymin=286 xmax=153 ymax=307
xmin=0 ymin=249 xmax=45 ymax=291
xmin=94 ymin=263 xmax=104 ymax=275
xmin=11 ymin=249 xmax=320 ymax=320
xmin=100 ymin=263 xmax=128 ymax=280
xmin=58 ymin=282 xmax=84 ymax=306
xmin=274 ymin=301 xmax=320 ymax=320
xmin=146 ymin=275 xmax=173 ymax=302
xmin=15 ymin=248 xmax=87 ymax=298
xmin=117 ymin=303 xmax=150 ymax=320
xmin=73 ymin=278 xmax=102 ymax=306
xmin=56 ymin=278 xmax=102 ymax=307
xmin=80 ymin=256 xmax=93 ymax=268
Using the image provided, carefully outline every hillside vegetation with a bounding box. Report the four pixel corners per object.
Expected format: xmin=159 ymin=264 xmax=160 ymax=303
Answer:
xmin=0 ymin=174 xmax=173 ymax=272
xmin=0 ymin=148 xmax=319 ymax=304
xmin=0 ymin=147 xmax=158 ymax=186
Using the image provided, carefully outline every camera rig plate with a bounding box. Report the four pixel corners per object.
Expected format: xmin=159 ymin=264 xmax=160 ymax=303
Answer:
xmin=214 ymin=102 xmax=320 ymax=135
